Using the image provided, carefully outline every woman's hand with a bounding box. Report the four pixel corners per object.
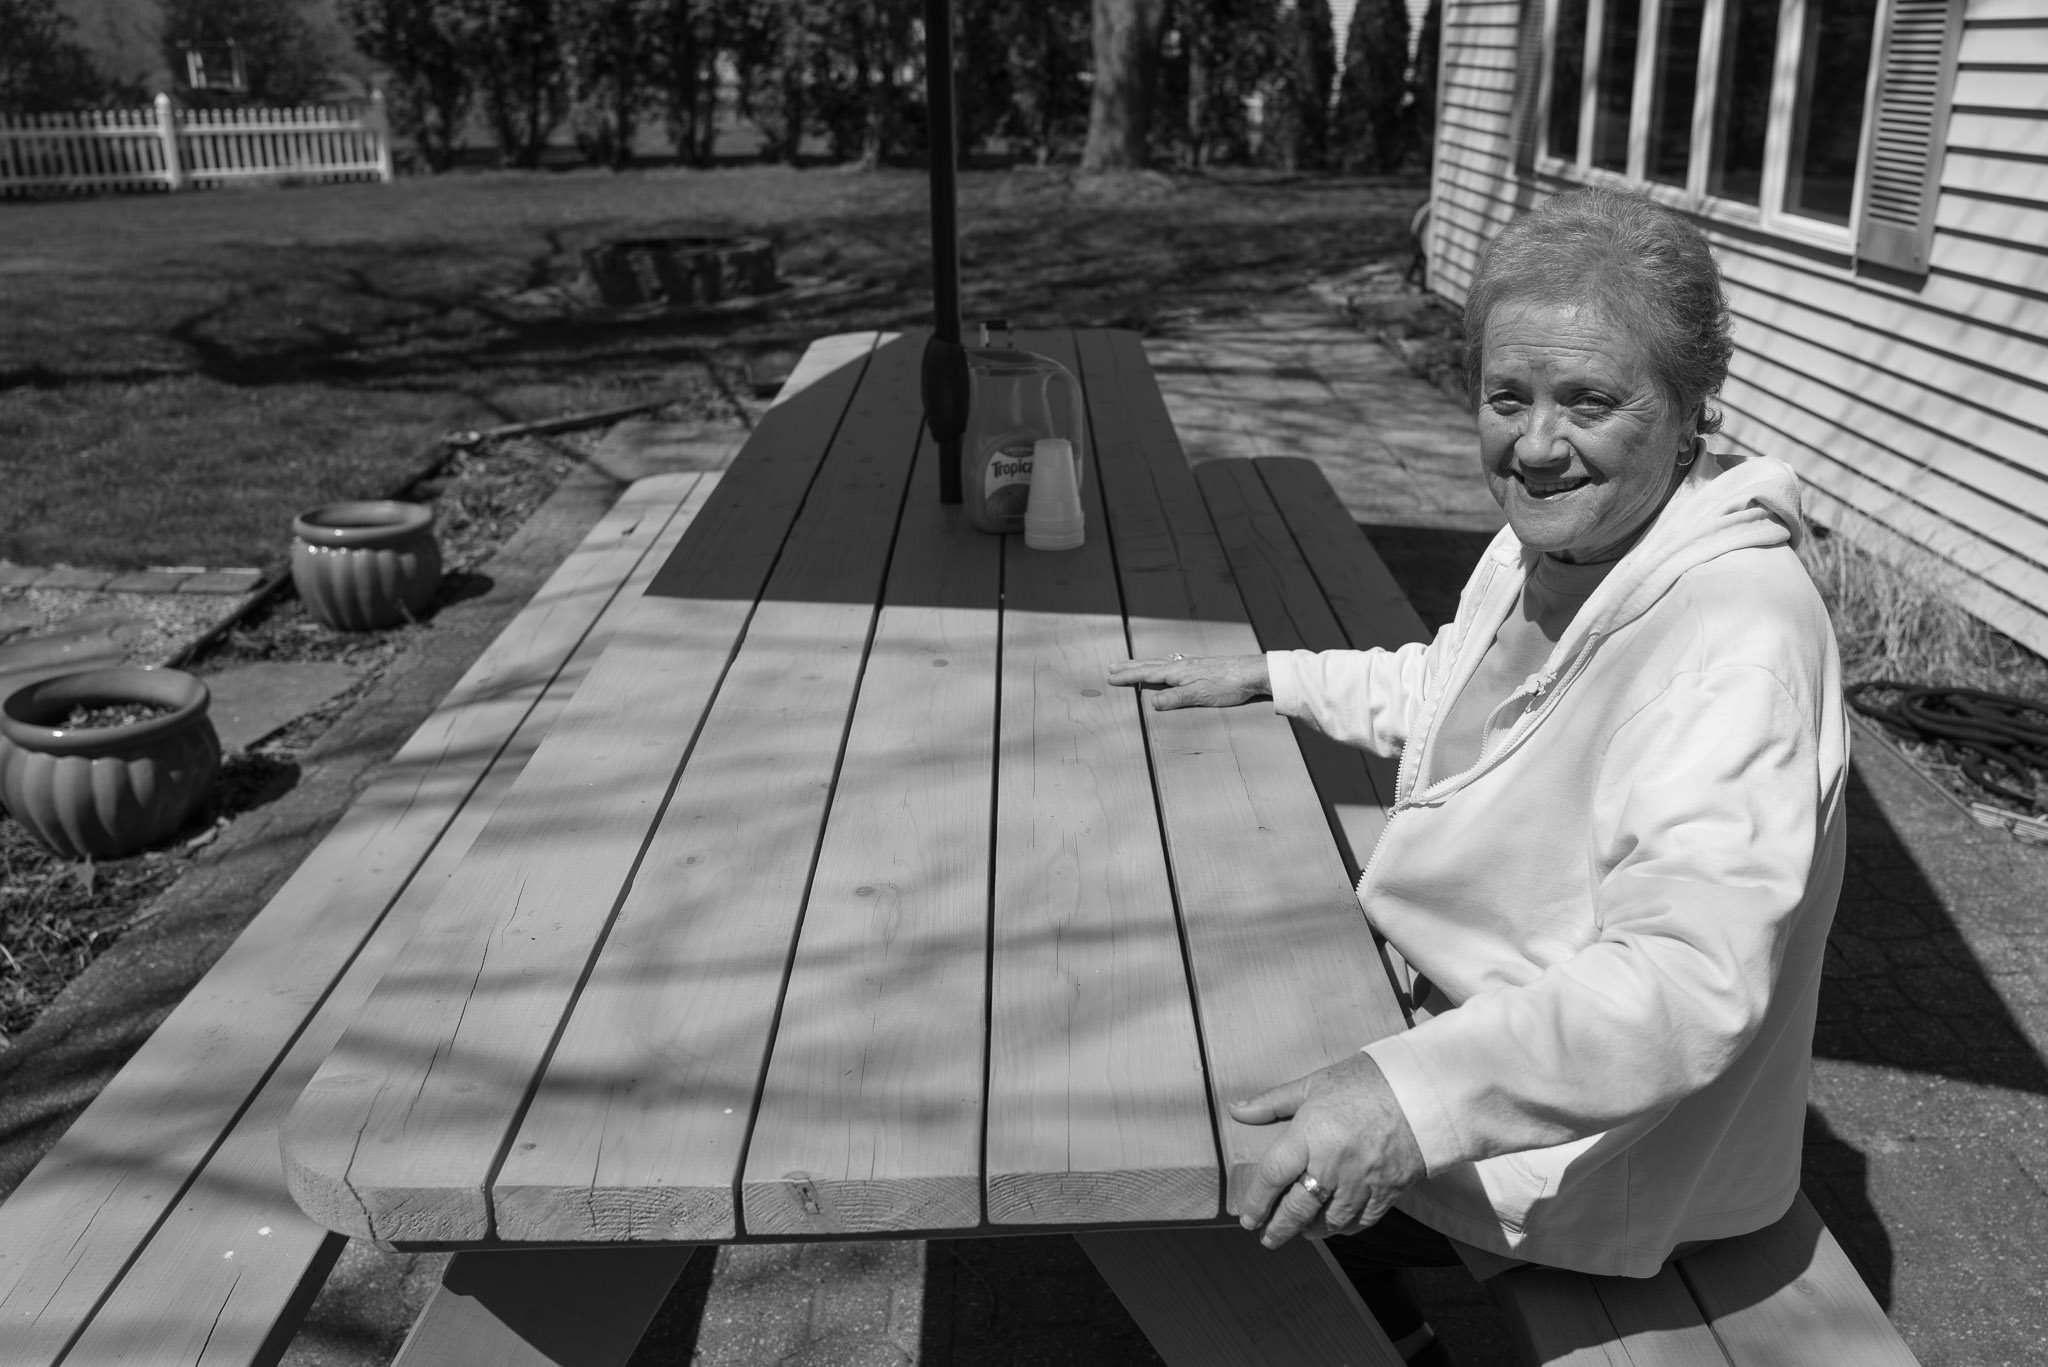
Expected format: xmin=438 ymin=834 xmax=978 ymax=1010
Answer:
xmin=1106 ymin=654 xmax=1270 ymax=710
xmin=1230 ymin=1052 xmax=1427 ymax=1248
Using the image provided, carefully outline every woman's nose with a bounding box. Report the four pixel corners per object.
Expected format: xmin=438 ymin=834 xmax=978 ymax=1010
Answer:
xmin=1516 ymin=406 xmax=1572 ymax=466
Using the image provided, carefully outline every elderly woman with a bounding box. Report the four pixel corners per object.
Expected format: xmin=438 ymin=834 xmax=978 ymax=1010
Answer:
xmin=1110 ymin=187 xmax=1846 ymax=1366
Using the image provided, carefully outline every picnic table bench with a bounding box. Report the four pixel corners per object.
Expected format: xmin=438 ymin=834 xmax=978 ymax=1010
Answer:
xmin=0 ymin=329 xmax=1921 ymax=1367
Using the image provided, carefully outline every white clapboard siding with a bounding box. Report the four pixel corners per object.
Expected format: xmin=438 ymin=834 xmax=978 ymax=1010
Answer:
xmin=0 ymin=99 xmax=390 ymax=195
xmin=1426 ymin=0 xmax=2048 ymax=657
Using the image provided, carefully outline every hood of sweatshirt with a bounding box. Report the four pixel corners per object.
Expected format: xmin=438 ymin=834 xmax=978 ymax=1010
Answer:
xmin=1402 ymin=453 xmax=1808 ymax=805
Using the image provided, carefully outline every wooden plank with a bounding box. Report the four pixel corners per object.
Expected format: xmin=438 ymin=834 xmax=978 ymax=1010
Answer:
xmin=735 ymin=424 xmax=1000 ymax=1237
xmin=1196 ymin=459 xmax=1397 ymax=873
xmin=1493 ymin=1265 xmax=1732 ymax=1367
xmin=1255 ymin=459 xmax=1434 ymax=654
xmin=57 ymin=476 xmax=717 ymax=1367
xmin=0 ymin=474 xmax=717 ymax=1365
xmin=390 ymin=1246 xmax=697 ymax=1367
xmin=1940 ymin=147 xmax=2048 ymax=202
xmin=981 ymin=330 xmax=1218 ymax=1228
xmin=1678 ymin=1194 xmax=1921 ymax=1367
xmin=494 ymin=353 xmax=936 ymax=1246
xmin=1076 ymin=329 xmax=1409 ymax=1214
xmin=281 ymin=337 xmax=887 ymax=1244
xmin=1079 ymin=1227 xmax=1404 ymax=1366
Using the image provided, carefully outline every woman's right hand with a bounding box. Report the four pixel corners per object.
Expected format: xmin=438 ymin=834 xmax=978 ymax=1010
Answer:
xmin=1106 ymin=654 xmax=1271 ymax=710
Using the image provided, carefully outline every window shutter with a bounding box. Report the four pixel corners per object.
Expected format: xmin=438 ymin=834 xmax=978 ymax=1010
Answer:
xmin=1510 ymin=0 xmax=1548 ymax=171
xmin=1855 ymin=0 xmax=1966 ymax=274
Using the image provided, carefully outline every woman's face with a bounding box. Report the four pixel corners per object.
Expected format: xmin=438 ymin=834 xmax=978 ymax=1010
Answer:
xmin=1477 ymin=299 xmax=1693 ymax=563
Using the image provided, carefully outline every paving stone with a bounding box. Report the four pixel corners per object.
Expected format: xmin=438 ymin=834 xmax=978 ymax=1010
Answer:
xmin=591 ymin=418 xmax=746 ymax=482
xmin=0 ymin=607 xmax=149 ymax=699
xmin=0 ymin=565 xmax=43 ymax=589
xmin=102 ymin=568 xmax=196 ymax=593
xmin=200 ymin=661 xmax=363 ymax=752
xmin=33 ymin=566 xmax=114 ymax=592
xmin=178 ymin=567 xmax=266 ymax=594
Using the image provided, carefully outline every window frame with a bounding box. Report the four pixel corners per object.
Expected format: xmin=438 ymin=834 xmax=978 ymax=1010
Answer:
xmin=1530 ymin=0 xmax=1892 ymax=257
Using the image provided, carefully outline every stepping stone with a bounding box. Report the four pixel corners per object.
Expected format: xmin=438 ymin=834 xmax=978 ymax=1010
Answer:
xmin=0 ymin=608 xmax=151 ymax=702
xmin=200 ymin=661 xmax=362 ymax=753
xmin=592 ymin=419 xmax=745 ymax=482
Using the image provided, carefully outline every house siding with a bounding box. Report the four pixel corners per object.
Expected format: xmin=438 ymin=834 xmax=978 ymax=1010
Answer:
xmin=1426 ymin=0 xmax=2048 ymax=657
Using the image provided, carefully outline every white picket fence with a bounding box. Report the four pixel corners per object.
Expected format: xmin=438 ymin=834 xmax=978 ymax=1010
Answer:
xmin=0 ymin=93 xmax=393 ymax=196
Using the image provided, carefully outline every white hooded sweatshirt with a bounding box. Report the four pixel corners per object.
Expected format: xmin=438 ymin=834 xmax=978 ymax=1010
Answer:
xmin=1267 ymin=455 xmax=1847 ymax=1277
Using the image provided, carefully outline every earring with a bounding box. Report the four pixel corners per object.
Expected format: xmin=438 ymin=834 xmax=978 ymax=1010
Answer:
xmin=1677 ymin=435 xmax=1703 ymax=469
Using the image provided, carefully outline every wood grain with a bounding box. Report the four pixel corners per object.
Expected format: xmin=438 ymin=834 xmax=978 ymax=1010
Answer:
xmin=0 ymin=473 xmax=712 ymax=1366
xmin=1079 ymin=1227 xmax=1403 ymax=1366
xmin=1493 ymin=1264 xmax=1732 ymax=1367
xmin=496 ymin=339 xmax=937 ymax=1243
xmin=58 ymin=477 xmax=717 ymax=1367
xmin=1677 ymin=1194 xmax=1922 ymax=1366
xmin=736 ymin=428 xmax=1002 ymax=1236
xmin=1197 ymin=457 xmax=1396 ymax=874
xmin=282 ymin=339 xmax=885 ymax=1243
xmin=983 ymin=330 xmax=1218 ymax=1227
xmin=1077 ymin=329 xmax=1409 ymax=1214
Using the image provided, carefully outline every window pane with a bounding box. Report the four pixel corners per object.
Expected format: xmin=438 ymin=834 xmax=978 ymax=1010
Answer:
xmin=1549 ymin=0 xmax=1591 ymax=161
xmin=1708 ymin=0 xmax=1778 ymax=204
xmin=1783 ymin=0 xmax=1879 ymax=223
xmin=1592 ymin=0 xmax=1640 ymax=171
xmin=1647 ymin=0 xmax=1706 ymax=186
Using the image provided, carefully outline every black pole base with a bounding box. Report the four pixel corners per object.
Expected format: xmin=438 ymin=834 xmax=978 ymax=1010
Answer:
xmin=923 ymin=333 xmax=969 ymax=505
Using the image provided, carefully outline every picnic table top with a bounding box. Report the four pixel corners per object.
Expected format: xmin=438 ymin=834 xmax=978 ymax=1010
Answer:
xmin=279 ymin=327 xmax=1409 ymax=1249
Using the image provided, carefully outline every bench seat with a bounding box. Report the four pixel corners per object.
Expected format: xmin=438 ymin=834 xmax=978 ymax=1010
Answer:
xmin=0 ymin=471 xmax=720 ymax=1367
xmin=1194 ymin=454 xmax=1920 ymax=1367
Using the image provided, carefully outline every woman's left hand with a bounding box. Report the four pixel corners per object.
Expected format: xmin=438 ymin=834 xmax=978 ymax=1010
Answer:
xmin=1229 ymin=1052 xmax=1428 ymax=1248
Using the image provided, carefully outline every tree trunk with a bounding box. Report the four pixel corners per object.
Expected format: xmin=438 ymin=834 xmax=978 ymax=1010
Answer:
xmin=1079 ymin=0 xmax=1165 ymax=173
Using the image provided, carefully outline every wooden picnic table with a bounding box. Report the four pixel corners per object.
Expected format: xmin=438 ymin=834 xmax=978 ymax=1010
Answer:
xmin=279 ymin=329 xmax=1412 ymax=1365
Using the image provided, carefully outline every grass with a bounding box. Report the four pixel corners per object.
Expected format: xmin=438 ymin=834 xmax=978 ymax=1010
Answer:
xmin=0 ymin=164 xmax=1426 ymax=571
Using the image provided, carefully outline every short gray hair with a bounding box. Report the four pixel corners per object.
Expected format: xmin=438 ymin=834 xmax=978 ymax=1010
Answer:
xmin=1462 ymin=187 xmax=1733 ymax=435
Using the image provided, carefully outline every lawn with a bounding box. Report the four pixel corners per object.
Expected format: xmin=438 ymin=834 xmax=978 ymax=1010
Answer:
xmin=0 ymin=165 xmax=1426 ymax=571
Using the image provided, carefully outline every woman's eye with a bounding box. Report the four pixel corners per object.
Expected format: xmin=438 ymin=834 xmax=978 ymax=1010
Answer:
xmin=1570 ymin=394 xmax=1615 ymax=416
xmin=1487 ymin=392 xmax=1525 ymax=413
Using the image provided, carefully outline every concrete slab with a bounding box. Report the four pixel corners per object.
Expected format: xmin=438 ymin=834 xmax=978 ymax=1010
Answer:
xmin=103 ymin=569 xmax=196 ymax=594
xmin=178 ymin=568 xmax=266 ymax=595
xmin=0 ymin=607 xmax=150 ymax=700
xmin=591 ymin=418 xmax=746 ymax=482
xmin=0 ymin=565 xmax=42 ymax=590
xmin=1144 ymin=312 xmax=1503 ymax=534
xmin=34 ymin=567 xmax=113 ymax=592
xmin=200 ymin=660 xmax=363 ymax=753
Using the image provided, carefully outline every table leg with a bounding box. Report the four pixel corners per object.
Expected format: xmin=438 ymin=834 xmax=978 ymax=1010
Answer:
xmin=391 ymin=1245 xmax=699 ymax=1367
xmin=1078 ymin=1227 xmax=1406 ymax=1366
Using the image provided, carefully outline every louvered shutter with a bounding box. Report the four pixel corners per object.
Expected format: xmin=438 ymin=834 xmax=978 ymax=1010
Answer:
xmin=1508 ymin=0 xmax=1549 ymax=170
xmin=1855 ymin=0 xmax=1967 ymax=274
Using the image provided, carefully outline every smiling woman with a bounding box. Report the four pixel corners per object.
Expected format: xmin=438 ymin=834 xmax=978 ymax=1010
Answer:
xmin=1112 ymin=188 xmax=1848 ymax=1367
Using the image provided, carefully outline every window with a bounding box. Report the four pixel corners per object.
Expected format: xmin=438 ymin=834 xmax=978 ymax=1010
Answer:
xmin=1533 ymin=0 xmax=1890 ymax=250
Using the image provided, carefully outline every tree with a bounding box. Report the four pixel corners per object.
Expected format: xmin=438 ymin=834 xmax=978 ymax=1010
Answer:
xmin=472 ymin=0 xmax=572 ymax=168
xmin=1079 ymin=0 xmax=1165 ymax=172
xmin=342 ymin=0 xmax=475 ymax=169
xmin=563 ymin=0 xmax=659 ymax=167
xmin=1333 ymin=0 xmax=1408 ymax=172
xmin=1260 ymin=0 xmax=1333 ymax=170
xmin=1406 ymin=0 xmax=1440 ymax=165
xmin=161 ymin=0 xmax=338 ymax=105
xmin=652 ymin=0 xmax=725 ymax=166
xmin=0 ymin=0 xmax=107 ymax=113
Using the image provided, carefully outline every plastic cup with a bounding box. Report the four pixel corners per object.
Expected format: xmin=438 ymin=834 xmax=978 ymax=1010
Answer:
xmin=1025 ymin=438 xmax=1085 ymax=550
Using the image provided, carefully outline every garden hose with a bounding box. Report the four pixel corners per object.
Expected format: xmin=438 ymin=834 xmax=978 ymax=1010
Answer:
xmin=1847 ymin=682 xmax=2048 ymax=815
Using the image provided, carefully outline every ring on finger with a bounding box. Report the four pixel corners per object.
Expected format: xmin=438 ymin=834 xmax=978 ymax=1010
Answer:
xmin=1172 ymin=653 xmax=1186 ymax=661
xmin=1296 ymin=1172 xmax=1334 ymax=1204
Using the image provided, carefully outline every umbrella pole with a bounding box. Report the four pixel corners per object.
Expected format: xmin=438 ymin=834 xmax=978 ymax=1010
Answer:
xmin=921 ymin=0 xmax=966 ymax=504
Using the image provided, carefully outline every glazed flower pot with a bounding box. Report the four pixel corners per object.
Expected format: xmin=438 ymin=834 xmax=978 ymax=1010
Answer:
xmin=291 ymin=500 xmax=441 ymax=631
xmin=0 ymin=668 xmax=221 ymax=861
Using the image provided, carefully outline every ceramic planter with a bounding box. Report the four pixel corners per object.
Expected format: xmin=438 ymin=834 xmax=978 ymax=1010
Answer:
xmin=291 ymin=500 xmax=441 ymax=631
xmin=0 ymin=668 xmax=221 ymax=861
